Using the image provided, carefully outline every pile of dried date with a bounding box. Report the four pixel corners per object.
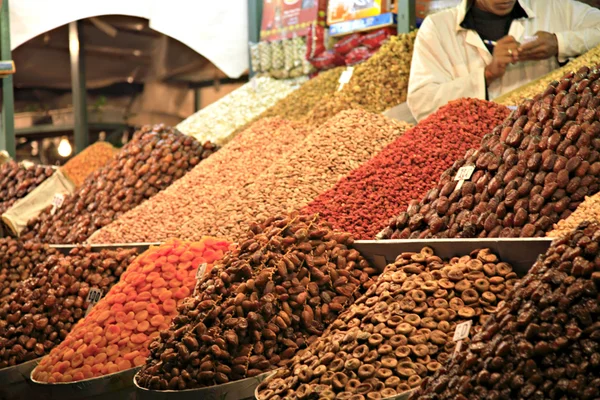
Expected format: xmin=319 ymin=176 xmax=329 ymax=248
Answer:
xmin=136 ymin=213 xmax=382 ymax=390
xmin=382 ymin=65 xmax=600 ymax=239
xmin=411 ymin=221 xmax=600 ymax=400
xmin=0 ymin=161 xmax=54 ymax=214
xmin=0 ymin=238 xmax=58 ymax=302
xmin=21 ymin=124 xmax=217 ymax=244
xmin=255 ymin=246 xmax=519 ymax=400
xmin=0 ymin=246 xmax=139 ymax=368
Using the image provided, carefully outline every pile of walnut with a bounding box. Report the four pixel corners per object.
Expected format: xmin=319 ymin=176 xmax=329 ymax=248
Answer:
xmin=256 ymin=247 xmax=519 ymax=400
xmin=412 ymin=221 xmax=600 ymax=400
xmin=135 ymin=213 xmax=382 ymax=391
xmin=383 ymin=65 xmax=600 ymax=239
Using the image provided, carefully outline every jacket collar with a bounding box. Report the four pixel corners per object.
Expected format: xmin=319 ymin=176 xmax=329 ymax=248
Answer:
xmin=455 ymin=0 xmax=536 ymax=32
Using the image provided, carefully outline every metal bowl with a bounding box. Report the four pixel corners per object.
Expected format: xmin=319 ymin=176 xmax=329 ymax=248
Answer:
xmin=0 ymin=358 xmax=41 ymax=400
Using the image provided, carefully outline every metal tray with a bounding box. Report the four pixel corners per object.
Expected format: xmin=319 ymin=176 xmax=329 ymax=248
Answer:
xmin=29 ymin=366 xmax=140 ymax=400
xmin=50 ymin=242 xmax=162 ymax=255
xmin=136 ymin=370 xmax=273 ymax=400
xmin=353 ymin=237 xmax=554 ymax=276
xmin=0 ymin=358 xmax=40 ymax=400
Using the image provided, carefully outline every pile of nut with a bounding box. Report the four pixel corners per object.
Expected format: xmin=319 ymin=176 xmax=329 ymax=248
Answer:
xmin=176 ymin=76 xmax=305 ymax=146
xmin=0 ymin=246 xmax=139 ymax=368
xmin=0 ymin=161 xmax=54 ymax=214
xmin=22 ymin=124 xmax=217 ymax=244
xmin=549 ymin=190 xmax=600 ymax=237
xmin=497 ymin=43 xmax=600 ymax=105
xmin=412 ymin=221 xmax=600 ymax=400
xmin=136 ymin=213 xmax=382 ymax=390
xmin=304 ymin=98 xmax=509 ymax=239
xmin=61 ymin=141 xmax=117 ymax=187
xmin=0 ymin=238 xmax=58 ymax=302
xmin=305 ymin=32 xmax=417 ymax=126
xmin=382 ymin=65 xmax=600 ymax=239
xmin=256 ymin=247 xmax=518 ymax=400
xmin=89 ymin=118 xmax=310 ymax=244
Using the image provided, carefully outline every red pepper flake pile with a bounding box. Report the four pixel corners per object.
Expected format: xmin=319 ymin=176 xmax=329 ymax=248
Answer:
xmin=303 ymin=98 xmax=510 ymax=239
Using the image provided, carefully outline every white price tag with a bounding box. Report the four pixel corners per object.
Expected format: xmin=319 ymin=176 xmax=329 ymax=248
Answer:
xmin=452 ymin=340 xmax=463 ymax=361
xmin=337 ymin=67 xmax=354 ymax=91
xmin=454 ymin=166 xmax=475 ymax=182
xmin=85 ymin=288 xmax=103 ymax=316
xmin=50 ymin=193 xmax=65 ymax=215
xmin=251 ymin=77 xmax=258 ymax=91
xmin=453 ymin=320 xmax=472 ymax=342
xmin=196 ymin=263 xmax=208 ymax=280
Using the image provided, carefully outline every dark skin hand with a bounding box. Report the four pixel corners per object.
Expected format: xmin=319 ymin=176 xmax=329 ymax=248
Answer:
xmin=518 ymin=31 xmax=559 ymax=60
xmin=485 ymin=35 xmax=520 ymax=83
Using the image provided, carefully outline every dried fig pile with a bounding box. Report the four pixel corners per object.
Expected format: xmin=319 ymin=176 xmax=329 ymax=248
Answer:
xmin=412 ymin=221 xmax=600 ymax=400
xmin=0 ymin=246 xmax=139 ymax=369
xmin=136 ymin=213 xmax=382 ymax=390
xmin=0 ymin=161 xmax=54 ymax=214
xmin=303 ymin=98 xmax=509 ymax=239
xmin=89 ymin=119 xmax=309 ymax=244
xmin=383 ymin=65 xmax=600 ymax=239
xmin=256 ymin=247 xmax=518 ymax=400
xmin=0 ymin=238 xmax=58 ymax=303
xmin=22 ymin=124 xmax=217 ymax=244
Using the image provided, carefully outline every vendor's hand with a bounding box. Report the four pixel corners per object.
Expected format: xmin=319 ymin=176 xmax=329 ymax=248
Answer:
xmin=518 ymin=31 xmax=558 ymax=61
xmin=485 ymin=35 xmax=520 ymax=84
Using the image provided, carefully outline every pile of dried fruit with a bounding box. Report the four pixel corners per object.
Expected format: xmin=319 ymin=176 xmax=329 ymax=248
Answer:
xmin=22 ymin=125 xmax=217 ymax=244
xmin=412 ymin=221 xmax=600 ymax=400
xmin=176 ymin=76 xmax=304 ymax=146
xmin=304 ymin=32 xmax=417 ymax=126
xmin=382 ymin=65 xmax=600 ymax=239
xmin=89 ymin=118 xmax=310 ymax=244
xmin=256 ymin=247 xmax=518 ymax=400
xmin=0 ymin=238 xmax=57 ymax=302
xmin=32 ymin=238 xmax=230 ymax=383
xmin=550 ymin=191 xmax=600 ymax=237
xmin=0 ymin=246 xmax=139 ymax=369
xmin=496 ymin=43 xmax=600 ymax=105
xmin=136 ymin=213 xmax=382 ymax=390
xmin=61 ymin=141 xmax=117 ymax=187
xmin=0 ymin=161 xmax=54 ymax=214
xmin=304 ymin=98 xmax=509 ymax=239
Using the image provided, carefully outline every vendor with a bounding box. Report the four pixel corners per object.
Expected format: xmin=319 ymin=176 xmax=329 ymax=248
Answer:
xmin=407 ymin=0 xmax=600 ymax=121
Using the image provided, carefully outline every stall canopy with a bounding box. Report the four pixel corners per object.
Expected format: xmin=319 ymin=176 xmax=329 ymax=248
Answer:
xmin=10 ymin=0 xmax=249 ymax=80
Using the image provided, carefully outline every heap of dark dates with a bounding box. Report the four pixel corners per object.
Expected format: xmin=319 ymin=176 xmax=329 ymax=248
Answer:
xmin=0 ymin=238 xmax=58 ymax=302
xmin=382 ymin=65 xmax=600 ymax=239
xmin=136 ymin=213 xmax=382 ymax=390
xmin=21 ymin=124 xmax=218 ymax=244
xmin=256 ymin=247 xmax=519 ymax=400
xmin=0 ymin=161 xmax=54 ymax=214
xmin=412 ymin=221 xmax=600 ymax=400
xmin=0 ymin=246 xmax=139 ymax=368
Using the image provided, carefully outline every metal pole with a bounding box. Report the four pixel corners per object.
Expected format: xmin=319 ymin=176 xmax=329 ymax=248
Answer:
xmin=397 ymin=0 xmax=416 ymax=34
xmin=0 ymin=0 xmax=15 ymax=158
xmin=69 ymin=20 xmax=88 ymax=154
xmin=247 ymin=0 xmax=263 ymax=77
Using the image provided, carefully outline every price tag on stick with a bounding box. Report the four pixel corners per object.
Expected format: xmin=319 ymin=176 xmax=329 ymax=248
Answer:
xmin=452 ymin=320 xmax=472 ymax=361
xmin=51 ymin=194 xmax=65 ymax=215
xmin=454 ymin=165 xmax=475 ymax=192
xmin=337 ymin=66 xmax=354 ymax=91
xmin=85 ymin=288 xmax=103 ymax=316
xmin=193 ymin=263 xmax=208 ymax=296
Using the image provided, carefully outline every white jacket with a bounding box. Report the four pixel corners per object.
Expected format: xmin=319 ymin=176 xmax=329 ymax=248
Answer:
xmin=407 ymin=0 xmax=600 ymax=121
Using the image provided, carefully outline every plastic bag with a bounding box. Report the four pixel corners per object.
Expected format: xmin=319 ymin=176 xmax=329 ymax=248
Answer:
xmin=258 ymin=41 xmax=272 ymax=71
xmin=310 ymin=50 xmax=346 ymax=70
xmin=345 ymin=46 xmax=374 ymax=66
xmin=361 ymin=27 xmax=396 ymax=50
xmin=250 ymin=42 xmax=262 ymax=73
xmin=271 ymin=41 xmax=285 ymax=70
xmin=334 ymin=33 xmax=363 ymax=55
xmin=306 ymin=24 xmax=326 ymax=60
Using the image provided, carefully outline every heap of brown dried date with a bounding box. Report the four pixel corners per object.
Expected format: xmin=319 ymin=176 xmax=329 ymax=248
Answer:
xmin=21 ymin=124 xmax=217 ymax=244
xmin=0 ymin=238 xmax=58 ymax=302
xmin=0 ymin=161 xmax=54 ymax=214
xmin=382 ymin=65 xmax=600 ymax=239
xmin=256 ymin=247 xmax=519 ymax=400
xmin=0 ymin=246 xmax=139 ymax=368
xmin=136 ymin=213 xmax=382 ymax=390
xmin=412 ymin=221 xmax=600 ymax=400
